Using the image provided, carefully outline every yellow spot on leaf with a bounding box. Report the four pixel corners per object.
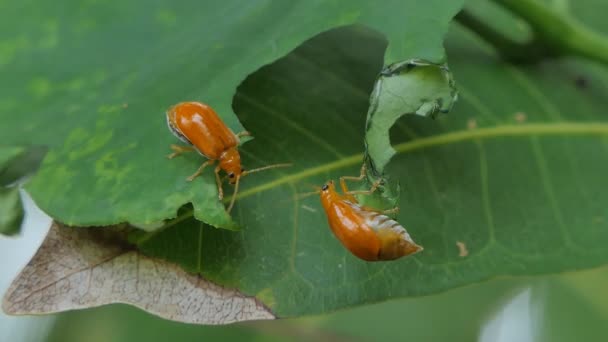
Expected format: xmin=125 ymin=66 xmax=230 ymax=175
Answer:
xmin=95 ymin=151 xmax=134 ymax=192
xmin=338 ymin=10 xmax=361 ymax=24
xmin=39 ymin=20 xmax=59 ymax=49
xmin=66 ymin=78 xmax=86 ymax=92
xmin=156 ymin=9 xmax=177 ymax=27
xmin=98 ymin=104 xmax=123 ymax=114
xmin=28 ymin=78 xmax=52 ymax=99
xmin=63 ymin=127 xmax=89 ymax=150
xmin=256 ymin=287 xmax=276 ymax=309
xmin=0 ymin=35 xmax=30 ymax=67
xmin=67 ymin=129 xmax=113 ymax=161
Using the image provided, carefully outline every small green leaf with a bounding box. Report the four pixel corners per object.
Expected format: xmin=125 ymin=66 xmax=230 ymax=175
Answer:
xmin=0 ymin=146 xmax=25 ymax=166
xmin=0 ymin=187 xmax=23 ymax=236
xmin=0 ymin=146 xmax=26 ymax=187
xmin=0 ymin=145 xmax=45 ymax=235
xmin=0 ymin=145 xmax=47 ymax=186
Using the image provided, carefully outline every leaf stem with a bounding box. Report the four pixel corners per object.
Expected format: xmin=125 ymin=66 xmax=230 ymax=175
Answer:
xmin=455 ymin=0 xmax=608 ymax=65
xmin=454 ymin=10 xmax=550 ymax=63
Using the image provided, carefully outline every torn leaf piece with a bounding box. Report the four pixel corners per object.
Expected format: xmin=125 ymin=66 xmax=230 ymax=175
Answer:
xmin=2 ymin=222 xmax=274 ymax=325
xmin=365 ymin=59 xmax=457 ymax=173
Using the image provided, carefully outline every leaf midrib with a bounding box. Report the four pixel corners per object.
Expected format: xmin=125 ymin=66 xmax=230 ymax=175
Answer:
xmin=157 ymin=122 xmax=608 ymax=232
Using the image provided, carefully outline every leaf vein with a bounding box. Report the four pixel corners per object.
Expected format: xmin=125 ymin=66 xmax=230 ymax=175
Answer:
xmin=167 ymin=123 xmax=608 ymax=228
xmin=530 ymin=137 xmax=573 ymax=248
xmin=236 ymin=122 xmax=608 ymax=201
xmin=477 ymin=140 xmax=496 ymax=243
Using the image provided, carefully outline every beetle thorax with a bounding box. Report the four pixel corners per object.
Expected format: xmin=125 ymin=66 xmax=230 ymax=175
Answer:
xmin=319 ymin=181 xmax=342 ymax=210
xmin=219 ymin=147 xmax=242 ymax=181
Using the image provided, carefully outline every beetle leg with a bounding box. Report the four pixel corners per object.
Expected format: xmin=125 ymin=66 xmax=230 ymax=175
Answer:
xmin=168 ymin=144 xmax=195 ymax=159
xmin=381 ymin=207 xmax=400 ymax=215
xmin=214 ymin=165 xmax=224 ymax=200
xmin=339 ymin=164 xmax=367 ymax=193
xmin=186 ymin=160 xmax=214 ymax=182
xmin=236 ymin=131 xmax=251 ymax=138
xmin=359 ymin=204 xmax=399 ymax=216
xmin=345 ymin=178 xmax=381 ymax=196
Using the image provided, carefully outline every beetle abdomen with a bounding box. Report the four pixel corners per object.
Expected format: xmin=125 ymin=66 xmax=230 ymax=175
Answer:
xmin=355 ymin=205 xmax=423 ymax=260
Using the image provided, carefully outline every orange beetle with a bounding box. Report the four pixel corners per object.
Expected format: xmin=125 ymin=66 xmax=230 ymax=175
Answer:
xmin=319 ymin=166 xmax=423 ymax=261
xmin=166 ymin=101 xmax=290 ymax=212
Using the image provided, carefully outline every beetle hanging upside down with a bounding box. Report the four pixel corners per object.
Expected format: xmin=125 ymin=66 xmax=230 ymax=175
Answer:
xmin=318 ymin=166 xmax=423 ymax=261
xmin=166 ymin=101 xmax=290 ymax=213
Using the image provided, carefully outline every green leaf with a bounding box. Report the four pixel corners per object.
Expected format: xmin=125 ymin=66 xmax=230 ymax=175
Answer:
xmin=0 ymin=146 xmax=25 ymax=167
xmin=0 ymin=146 xmax=25 ymax=236
xmin=0 ymin=0 xmax=464 ymax=229
xmin=0 ymin=146 xmax=26 ymax=186
xmin=0 ymin=187 xmax=23 ymax=236
xmin=134 ymin=20 xmax=608 ymax=317
xmin=0 ymin=145 xmax=47 ymax=186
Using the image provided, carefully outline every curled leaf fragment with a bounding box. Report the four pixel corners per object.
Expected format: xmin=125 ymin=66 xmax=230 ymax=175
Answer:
xmin=365 ymin=59 xmax=458 ymax=174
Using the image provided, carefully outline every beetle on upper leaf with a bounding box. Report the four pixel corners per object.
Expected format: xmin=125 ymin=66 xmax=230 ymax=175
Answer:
xmin=166 ymin=101 xmax=290 ymax=212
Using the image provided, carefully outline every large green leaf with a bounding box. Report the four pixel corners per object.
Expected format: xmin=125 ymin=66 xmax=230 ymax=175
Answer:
xmin=4 ymin=0 xmax=608 ymax=319
xmin=0 ymin=0 xmax=463 ymax=229
xmin=132 ymin=16 xmax=608 ymax=317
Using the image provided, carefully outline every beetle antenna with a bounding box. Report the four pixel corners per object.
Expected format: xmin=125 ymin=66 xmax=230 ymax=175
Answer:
xmin=241 ymin=163 xmax=292 ymax=177
xmin=227 ymin=175 xmax=241 ymax=213
xmin=296 ymin=185 xmax=322 ymax=199
xmin=296 ymin=191 xmax=319 ymax=199
xmin=224 ymin=163 xmax=290 ymax=213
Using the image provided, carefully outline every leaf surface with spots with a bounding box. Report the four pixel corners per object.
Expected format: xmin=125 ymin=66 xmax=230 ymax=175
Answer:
xmin=0 ymin=0 xmax=463 ymax=229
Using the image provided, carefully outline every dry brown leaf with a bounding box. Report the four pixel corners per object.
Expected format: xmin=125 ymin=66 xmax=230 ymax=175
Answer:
xmin=2 ymin=222 xmax=274 ymax=324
